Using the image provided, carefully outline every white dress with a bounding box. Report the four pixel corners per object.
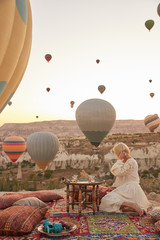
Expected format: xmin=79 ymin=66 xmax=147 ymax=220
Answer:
xmin=99 ymin=158 xmax=151 ymax=213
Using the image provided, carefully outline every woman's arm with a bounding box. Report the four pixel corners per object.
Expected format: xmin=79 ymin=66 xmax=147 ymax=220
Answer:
xmin=111 ymin=159 xmax=136 ymax=177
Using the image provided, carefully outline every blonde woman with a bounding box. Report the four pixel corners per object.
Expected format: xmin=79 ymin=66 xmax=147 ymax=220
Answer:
xmin=99 ymin=142 xmax=151 ymax=215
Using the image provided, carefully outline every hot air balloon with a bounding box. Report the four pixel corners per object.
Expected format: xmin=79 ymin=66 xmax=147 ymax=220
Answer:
xmin=45 ymin=54 xmax=52 ymax=62
xmin=0 ymin=0 xmax=32 ymax=114
xmin=46 ymin=87 xmax=50 ymax=92
xmin=27 ymin=132 xmax=59 ymax=170
xmin=8 ymin=101 xmax=12 ymax=106
xmin=96 ymin=59 xmax=100 ymax=64
xmin=2 ymin=136 xmax=26 ymax=163
xmin=144 ymin=114 xmax=160 ymax=132
xmin=157 ymin=3 xmax=160 ymax=17
xmin=70 ymin=101 xmax=75 ymax=108
xmin=76 ymin=98 xmax=116 ymax=147
xmin=98 ymin=85 xmax=106 ymax=94
xmin=149 ymin=79 xmax=152 ymax=83
xmin=145 ymin=20 xmax=154 ymax=31
xmin=150 ymin=92 xmax=154 ymax=98
xmin=36 ymin=116 xmax=38 ymax=119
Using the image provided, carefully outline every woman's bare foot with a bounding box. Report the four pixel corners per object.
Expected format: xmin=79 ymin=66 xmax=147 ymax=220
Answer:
xmin=121 ymin=202 xmax=144 ymax=216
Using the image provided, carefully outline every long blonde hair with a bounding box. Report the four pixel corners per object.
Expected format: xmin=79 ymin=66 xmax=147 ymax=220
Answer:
xmin=113 ymin=142 xmax=130 ymax=157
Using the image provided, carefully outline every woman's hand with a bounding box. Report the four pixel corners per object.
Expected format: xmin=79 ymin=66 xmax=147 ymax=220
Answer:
xmin=80 ymin=170 xmax=89 ymax=178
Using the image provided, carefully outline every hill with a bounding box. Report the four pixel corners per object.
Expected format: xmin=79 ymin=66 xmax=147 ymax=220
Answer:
xmin=0 ymin=119 xmax=153 ymax=138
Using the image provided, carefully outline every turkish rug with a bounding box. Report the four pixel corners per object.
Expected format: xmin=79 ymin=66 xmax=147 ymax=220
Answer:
xmin=0 ymin=198 xmax=160 ymax=239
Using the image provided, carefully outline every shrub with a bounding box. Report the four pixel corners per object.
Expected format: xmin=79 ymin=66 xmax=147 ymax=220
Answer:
xmin=44 ymin=170 xmax=53 ymax=179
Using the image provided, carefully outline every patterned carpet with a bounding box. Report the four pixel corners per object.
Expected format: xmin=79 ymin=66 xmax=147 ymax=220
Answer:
xmin=0 ymin=197 xmax=160 ymax=240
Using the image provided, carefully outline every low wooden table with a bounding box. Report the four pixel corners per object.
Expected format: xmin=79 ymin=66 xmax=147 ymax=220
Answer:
xmin=64 ymin=179 xmax=104 ymax=214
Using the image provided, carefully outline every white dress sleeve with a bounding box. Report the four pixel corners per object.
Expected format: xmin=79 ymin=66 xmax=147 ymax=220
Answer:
xmin=111 ymin=159 xmax=136 ymax=177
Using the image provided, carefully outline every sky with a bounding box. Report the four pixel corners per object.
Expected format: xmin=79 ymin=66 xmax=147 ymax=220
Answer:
xmin=1 ymin=0 xmax=160 ymax=126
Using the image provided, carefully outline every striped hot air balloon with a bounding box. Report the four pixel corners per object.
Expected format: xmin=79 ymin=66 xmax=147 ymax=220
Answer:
xmin=0 ymin=0 xmax=32 ymax=113
xmin=2 ymin=136 xmax=26 ymax=163
xmin=144 ymin=114 xmax=160 ymax=132
xmin=27 ymin=132 xmax=59 ymax=170
xmin=76 ymin=98 xmax=116 ymax=147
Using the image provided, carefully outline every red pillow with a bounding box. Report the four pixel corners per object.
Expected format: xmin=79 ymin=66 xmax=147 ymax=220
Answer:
xmin=23 ymin=190 xmax=64 ymax=202
xmin=0 ymin=193 xmax=24 ymax=209
xmin=0 ymin=205 xmax=47 ymax=236
xmin=74 ymin=185 xmax=113 ymax=204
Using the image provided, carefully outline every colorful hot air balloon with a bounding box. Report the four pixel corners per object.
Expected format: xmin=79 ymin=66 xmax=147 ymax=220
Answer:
xmin=145 ymin=20 xmax=154 ymax=31
xmin=70 ymin=101 xmax=75 ymax=108
xmin=149 ymin=79 xmax=152 ymax=83
xmin=144 ymin=114 xmax=160 ymax=132
xmin=0 ymin=0 xmax=32 ymax=114
xmin=150 ymin=92 xmax=154 ymax=98
xmin=98 ymin=85 xmax=106 ymax=94
xmin=76 ymin=98 xmax=116 ymax=147
xmin=45 ymin=54 xmax=52 ymax=62
xmin=27 ymin=132 xmax=59 ymax=170
xmin=2 ymin=136 xmax=26 ymax=163
xmin=96 ymin=59 xmax=100 ymax=64
xmin=46 ymin=87 xmax=50 ymax=92
xmin=157 ymin=3 xmax=160 ymax=17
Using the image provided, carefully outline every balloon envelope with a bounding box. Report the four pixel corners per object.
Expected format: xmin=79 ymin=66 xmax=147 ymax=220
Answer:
xmin=150 ymin=92 xmax=154 ymax=98
xmin=27 ymin=132 xmax=59 ymax=170
xmin=149 ymin=79 xmax=152 ymax=83
xmin=46 ymin=87 xmax=50 ymax=92
xmin=144 ymin=114 xmax=160 ymax=132
xmin=0 ymin=0 xmax=32 ymax=114
xmin=70 ymin=101 xmax=75 ymax=108
xmin=76 ymin=98 xmax=116 ymax=147
xmin=145 ymin=20 xmax=154 ymax=31
xmin=45 ymin=54 xmax=52 ymax=62
xmin=2 ymin=136 xmax=26 ymax=163
xmin=96 ymin=59 xmax=100 ymax=64
xmin=98 ymin=85 xmax=106 ymax=94
xmin=157 ymin=3 xmax=160 ymax=17
xmin=8 ymin=101 xmax=12 ymax=106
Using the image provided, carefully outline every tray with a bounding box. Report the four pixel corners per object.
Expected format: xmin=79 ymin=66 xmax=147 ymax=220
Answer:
xmin=38 ymin=222 xmax=77 ymax=237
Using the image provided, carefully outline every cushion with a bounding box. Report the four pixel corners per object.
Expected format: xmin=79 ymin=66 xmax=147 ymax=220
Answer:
xmin=149 ymin=207 xmax=160 ymax=220
xmin=13 ymin=197 xmax=47 ymax=207
xmin=0 ymin=193 xmax=25 ymax=209
xmin=0 ymin=205 xmax=47 ymax=236
xmin=0 ymin=191 xmax=64 ymax=209
xmin=74 ymin=185 xmax=113 ymax=204
xmin=22 ymin=190 xmax=64 ymax=202
xmin=155 ymin=219 xmax=160 ymax=230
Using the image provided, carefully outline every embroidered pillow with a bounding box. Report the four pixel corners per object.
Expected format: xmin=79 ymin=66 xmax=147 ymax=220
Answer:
xmin=74 ymin=185 xmax=113 ymax=203
xmin=0 ymin=193 xmax=25 ymax=209
xmin=13 ymin=197 xmax=47 ymax=207
xmin=22 ymin=190 xmax=64 ymax=202
xmin=150 ymin=207 xmax=160 ymax=220
xmin=0 ymin=205 xmax=47 ymax=236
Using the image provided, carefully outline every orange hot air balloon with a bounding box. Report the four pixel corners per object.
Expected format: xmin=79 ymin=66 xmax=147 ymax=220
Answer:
xmin=150 ymin=92 xmax=154 ymax=98
xmin=2 ymin=136 xmax=26 ymax=163
xmin=8 ymin=101 xmax=12 ymax=106
xmin=45 ymin=54 xmax=52 ymax=62
xmin=96 ymin=59 xmax=100 ymax=64
xmin=70 ymin=101 xmax=75 ymax=108
xmin=46 ymin=87 xmax=50 ymax=92
xmin=149 ymin=79 xmax=152 ymax=83
xmin=98 ymin=85 xmax=106 ymax=94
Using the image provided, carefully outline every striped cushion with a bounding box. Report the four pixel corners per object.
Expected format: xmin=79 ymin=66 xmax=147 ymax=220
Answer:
xmin=0 ymin=205 xmax=47 ymax=236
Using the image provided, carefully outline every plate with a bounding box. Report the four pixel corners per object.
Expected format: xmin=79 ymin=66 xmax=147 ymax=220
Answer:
xmin=38 ymin=222 xmax=77 ymax=237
